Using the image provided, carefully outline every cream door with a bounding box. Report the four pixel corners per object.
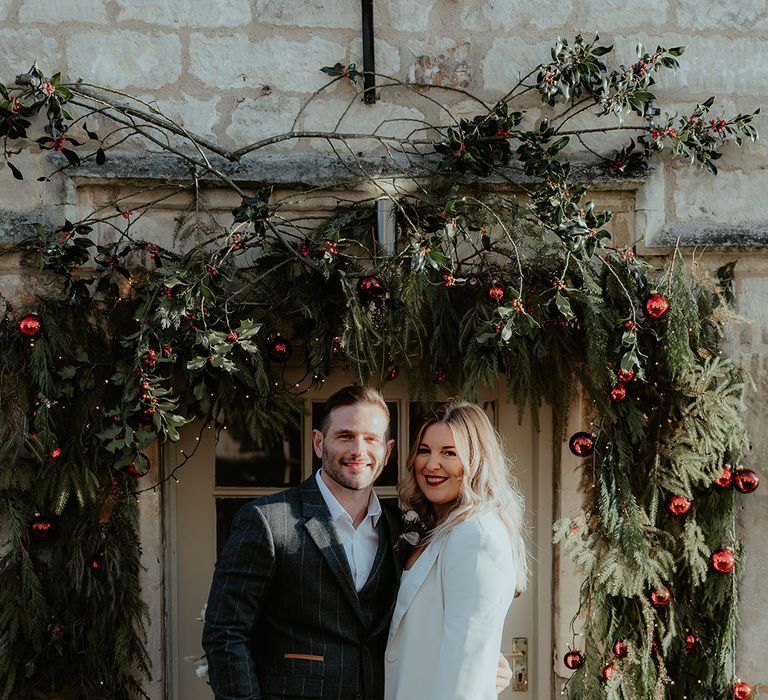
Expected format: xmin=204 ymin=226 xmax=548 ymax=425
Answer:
xmin=166 ymin=373 xmax=553 ymax=700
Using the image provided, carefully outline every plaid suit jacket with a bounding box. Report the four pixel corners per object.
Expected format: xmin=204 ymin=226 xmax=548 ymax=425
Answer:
xmin=203 ymin=475 xmax=403 ymax=700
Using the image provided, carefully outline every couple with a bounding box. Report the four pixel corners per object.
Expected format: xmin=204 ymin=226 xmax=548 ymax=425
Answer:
xmin=203 ymin=385 xmax=527 ymax=700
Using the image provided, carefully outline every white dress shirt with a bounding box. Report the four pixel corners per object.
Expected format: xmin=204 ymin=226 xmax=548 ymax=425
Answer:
xmin=315 ymin=469 xmax=381 ymax=592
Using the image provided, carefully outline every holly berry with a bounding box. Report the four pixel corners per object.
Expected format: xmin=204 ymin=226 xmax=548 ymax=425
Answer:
xmin=568 ymin=432 xmax=595 ymax=457
xmin=734 ymin=468 xmax=759 ymax=494
xmin=89 ymin=554 xmax=106 ymax=578
xmin=685 ymin=633 xmax=697 ymax=651
xmin=266 ymin=335 xmax=292 ymax=362
xmin=710 ymin=548 xmax=736 ymax=574
xmin=488 ymin=283 xmax=505 ymax=303
xmin=563 ymin=650 xmax=584 ymax=670
xmin=645 ymin=291 xmax=670 ymax=320
xmin=650 ymin=586 xmax=671 ymax=606
xmin=667 ymin=495 xmax=692 ymax=517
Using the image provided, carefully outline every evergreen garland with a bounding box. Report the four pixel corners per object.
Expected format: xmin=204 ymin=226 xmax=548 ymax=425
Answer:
xmin=0 ymin=37 xmax=760 ymax=698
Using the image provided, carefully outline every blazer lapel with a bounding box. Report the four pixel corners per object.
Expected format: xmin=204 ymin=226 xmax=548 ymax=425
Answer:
xmin=300 ymin=477 xmax=365 ymax=623
xmin=387 ymin=534 xmax=443 ymax=643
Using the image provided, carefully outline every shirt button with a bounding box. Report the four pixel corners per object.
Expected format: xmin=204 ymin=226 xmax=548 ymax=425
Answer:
xmin=353 ymin=693 xmax=363 ymax=700
xmin=386 ymin=652 xmax=397 ymax=663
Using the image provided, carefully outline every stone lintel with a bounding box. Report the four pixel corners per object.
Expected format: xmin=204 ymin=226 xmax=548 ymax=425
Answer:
xmin=653 ymin=224 xmax=768 ymax=249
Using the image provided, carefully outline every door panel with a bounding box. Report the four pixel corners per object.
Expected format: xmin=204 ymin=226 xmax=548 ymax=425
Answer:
xmin=168 ymin=375 xmax=551 ymax=700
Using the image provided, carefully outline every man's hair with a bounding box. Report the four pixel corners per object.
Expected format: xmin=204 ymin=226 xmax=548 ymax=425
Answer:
xmin=318 ymin=385 xmax=390 ymax=435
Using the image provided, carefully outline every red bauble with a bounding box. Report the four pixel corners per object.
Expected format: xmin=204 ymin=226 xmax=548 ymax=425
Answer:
xmin=18 ymin=313 xmax=42 ymax=338
xmin=357 ymin=275 xmax=385 ymax=304
xmin=650 ymin=586 xmax=671 ymax=606
xmin=710 ymin=548 xmax=736 ymax=574
xmin=266 ymin=335 xmax=292 ymax=362
xmin=714 ymin=465 xmax=734 ymax=488
xmin=48 ymin=446 xmax=62 ymax=462
xmin=432 ymin=368 xmax=448 ymax=384
xmin=733 ymin=681 xmax=754 ymax=699
xmin=734 ymin=468 xmax=759 ymax=494
xmin=602 ymin=662 xmax=619 ymax=682
xmin=685 ymin=633 xmax=697 ymax=651
xmin=127 ymin=460 xmax=146 ymax=478
xmin=488 ymin=283 xmax=505 ymax=303
xmin=667 ymin=495 xmax=692 ymax=517
xmin=385 ymin=365 xmax=399 ymax=381
xmin=30 ymin=513 xmax=54 ymax=539
xmin=568 ymin=432 xmax=595 ymax=457
xmin=616 ymin=368 xmax=635 ymax=383
xmin=645 ymin=291 xmax=670 ymax=320
xmin=610 ymin=384 xmax=627 ymax=402
xmin=563 ymin=650 xmax=584 ymax=670
xmin=612 ymin=640 xmax=629 ymax=658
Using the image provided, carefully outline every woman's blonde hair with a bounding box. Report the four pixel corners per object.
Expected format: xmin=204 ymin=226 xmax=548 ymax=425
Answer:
xmin=399 ymin=401 xmax=528 ymax=592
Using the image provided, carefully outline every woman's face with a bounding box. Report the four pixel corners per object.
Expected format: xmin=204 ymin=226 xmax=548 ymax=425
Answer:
xmin=414 ymin=422 xmax=464 ymax=515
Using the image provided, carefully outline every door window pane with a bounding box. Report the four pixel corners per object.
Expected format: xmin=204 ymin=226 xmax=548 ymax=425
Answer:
xmin=215 ymin=425 xmax=302 ymax=488
xmin=216 ymin=497 xmax=255 ymax=554
xmin=311 ymin=401 xmax=399 ymax=487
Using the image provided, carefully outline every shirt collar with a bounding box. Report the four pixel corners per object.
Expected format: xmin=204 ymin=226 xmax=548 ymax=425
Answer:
xmin=316 ymin=469 xmax=382 ymax=527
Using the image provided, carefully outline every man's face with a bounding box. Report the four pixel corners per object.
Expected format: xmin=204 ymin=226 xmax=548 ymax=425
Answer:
xmin=312 ymin=402 xmax=394 ymax=492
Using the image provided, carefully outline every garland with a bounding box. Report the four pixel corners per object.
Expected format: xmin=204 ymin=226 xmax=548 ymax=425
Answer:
xmin=0 ymin=36 xmax=760 ymax=699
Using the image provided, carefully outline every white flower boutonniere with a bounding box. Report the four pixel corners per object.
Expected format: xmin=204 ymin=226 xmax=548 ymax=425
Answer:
xmin=397 ymin=509 xmax=427 ymax=549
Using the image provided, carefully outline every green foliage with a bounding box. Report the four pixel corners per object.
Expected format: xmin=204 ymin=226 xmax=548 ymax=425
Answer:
xmin=0 ymin=36 xmax=757 ymax=700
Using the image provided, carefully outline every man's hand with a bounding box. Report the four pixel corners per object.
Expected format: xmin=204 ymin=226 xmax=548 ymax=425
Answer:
xmin=496 ymin=653 xmax=512 ymax=694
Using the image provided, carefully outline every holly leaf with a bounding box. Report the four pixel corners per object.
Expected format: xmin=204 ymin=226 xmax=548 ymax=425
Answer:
xmin=7 ymin=161 xmax=23 ymax=180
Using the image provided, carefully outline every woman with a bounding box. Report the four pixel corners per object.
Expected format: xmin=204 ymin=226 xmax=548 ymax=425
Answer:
xmin=385 ymin=402 xmax=527 ymax=700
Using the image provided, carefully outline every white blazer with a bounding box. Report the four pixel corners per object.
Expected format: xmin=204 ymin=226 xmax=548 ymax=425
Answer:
xmin=384 ymin=512 xmax=517 ymax=700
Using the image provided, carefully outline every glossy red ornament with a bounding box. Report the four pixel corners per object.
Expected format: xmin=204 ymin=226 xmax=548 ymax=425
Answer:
xmin=685 ymin=633 xmax=697 ymax=651
xmin=650 ymin=586 xmax=671 ymax=606
xmin=733 ymin=681 xmax=754 ymax=699
xmin=357 ymin=275 xmax=385 ymax=304
xmin=616 ymin=368 xmax=635 ymax=383
xmin=30 ymin=513 xmax=54 ymax=539
xmin=266 ymin=335 xmax=292 ymax=362
xmin=612 ymin=640 xmax=629 ymax=658
xmin=645 ymin=291 xmax=670 ymax=320
xmin=432 ymin=368 xmax=448 ymax=384
xmin=568 ymin=432 xmax=595 ymax=457
xmin=488 ymin=283 xmax=505 ymax=303
xmin=602 ymin=662 xmax=619 ymax=682
xmin=734 ymin=468 xmax=759 ymax=494
xmin=610 ymin=384 xmax=627 ymax=402
xmin=710 ymin=548 xmax=736 ymax=574
xmin=563 ymin=650 xmax=584 ymax=670
xmin=667 ymin=495 xmax=692 ymax=517
xmin=714 ymin=465 xmax=734 ymax=488
xmin=385 ymin=365 xmax=399 ymax=381
xmin=18 ymin=313 xmax=42 ymax=338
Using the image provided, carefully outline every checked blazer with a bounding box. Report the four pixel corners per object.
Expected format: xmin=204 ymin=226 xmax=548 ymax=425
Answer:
xmin=203 ymin=475 xmax=403 ymax=700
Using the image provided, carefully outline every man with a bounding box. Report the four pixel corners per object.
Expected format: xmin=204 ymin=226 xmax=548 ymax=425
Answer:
xmin=203 ymin=385 xmax=511 ymax=700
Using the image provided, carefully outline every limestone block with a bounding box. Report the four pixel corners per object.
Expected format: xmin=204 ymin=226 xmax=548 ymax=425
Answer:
xmin=0 ymin=29 xmax=60 ymax=84
xmin=139 ymin=93 xmax=222 ymax=142
xmin=115 ymin=0 xmax=251 ymax=26
xmin=0 ymin=151 xmax=48 ymax=211
xmin=675 ymin=0 xmax=767 ymax=31
xmin=670 ymin=168 xmax=768 ymax=226
xmin=576 ymin=0 xmax=669 ymax=32
xmin=20 ymin=0 xmax=108 ymax=23
xmin=225 ymin=96 xmax=302 ymax=149
xmin=302 ymin=96 xmax=426 ymax=138
xmin=482 ymin=37 xmax=552 ymax=94
xmin=0 ymin=0 xmax=11 ymax=22
xmin=461 ymin=0 xmax=574 ymax=31
xmin=407 ymin=38 xmax=472 ymax=88
xmin=388 ymin=0 xmax=433 ymax=32
xmin=189 ymin=34 xmax=347 ymax=93
xmin=350 ymin=37 xmax=400 ymax=78
xmin=66 ymin=31 xmax=181 ymax=89
xmin=253 ymin=0 xmax=358 ymax=28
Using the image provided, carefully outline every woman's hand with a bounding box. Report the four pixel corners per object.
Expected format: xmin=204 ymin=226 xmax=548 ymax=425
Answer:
xmin=496 ymin=654 xmax=512 ymax=694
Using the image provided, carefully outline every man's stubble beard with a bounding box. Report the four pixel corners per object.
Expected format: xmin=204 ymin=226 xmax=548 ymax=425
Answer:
xmin=321 ymin=450 xmax=383 ymax=492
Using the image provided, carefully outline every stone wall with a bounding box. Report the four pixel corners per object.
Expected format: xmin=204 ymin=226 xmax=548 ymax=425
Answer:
xmin=2 ymin=0 xmax=767 ymax=696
